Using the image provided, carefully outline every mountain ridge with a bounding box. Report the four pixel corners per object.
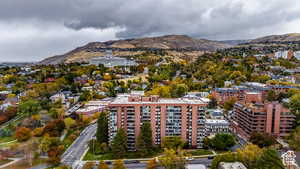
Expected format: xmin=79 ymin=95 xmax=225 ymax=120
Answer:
xmin=39 ymin=35 xmax=231 ymax=64
xmin=39 ymin=33 xmax=300 ymax=65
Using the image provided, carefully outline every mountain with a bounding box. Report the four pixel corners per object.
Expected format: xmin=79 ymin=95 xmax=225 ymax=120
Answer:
xmin=249 ymin=33 xmax=300 ymax=44
xmin=39 ymin=35 xmax=231 ymax=64
xmin=220 ymin=39 xmax=251 ymax=46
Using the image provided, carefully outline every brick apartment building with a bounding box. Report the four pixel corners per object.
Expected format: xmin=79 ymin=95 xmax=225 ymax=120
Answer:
xmin=108 ymin=91 xmax=209 ymax=149
xmin=212 ymin=82 xmax=297 ymax=104
xmin=231 ymin=92 xmax=295 ymax=139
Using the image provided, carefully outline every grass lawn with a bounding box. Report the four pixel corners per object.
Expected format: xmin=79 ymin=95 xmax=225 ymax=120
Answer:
xmin=0 ymin=159 xmax=12 ymax=166
xmin=0 ymin=141 xmax=18 ymax=149
xmin=189 ymin=149 xmax=213 ymax=156
xmin=0 ymin=137 xmax=16 ymax=144
xmin=3 ymin=158 xmax=47 ymax=169
xmin=84 ymin=149 xmax=162 ymax=161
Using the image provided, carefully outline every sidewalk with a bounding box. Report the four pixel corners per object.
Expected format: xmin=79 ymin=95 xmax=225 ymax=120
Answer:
xmin=0 ymin=158 xmax=23 ymax=169
xmin=83 ymin=153 xmax=218 ymax=163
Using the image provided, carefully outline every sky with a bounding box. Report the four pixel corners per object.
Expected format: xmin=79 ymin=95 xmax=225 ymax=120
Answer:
xmin=1 ymin=0 xmax=300 ymax=62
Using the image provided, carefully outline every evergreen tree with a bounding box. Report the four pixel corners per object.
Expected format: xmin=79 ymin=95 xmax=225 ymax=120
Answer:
xmin=136 ymin=122 xmax=153 ymax=156
xmin=96 ymin=112 xmax=109 ymax=144
xmin=111 ymin=128 xmax=127 ymax=158
xmin=208 ymin=97 xmax=218 ymax=109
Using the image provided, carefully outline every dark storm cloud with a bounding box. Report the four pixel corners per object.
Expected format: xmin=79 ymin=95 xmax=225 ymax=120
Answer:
xmin=1 ymin=0 xmax=300 ymax=40
xmin=1 ymin=0 xmax=300 ymax=62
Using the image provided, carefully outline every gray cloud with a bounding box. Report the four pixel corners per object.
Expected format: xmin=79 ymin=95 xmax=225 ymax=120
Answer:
xmin=1 ymin=0 xmax=300 ymax=39
xmin=0 ymin=0 xmax=300 ymax=62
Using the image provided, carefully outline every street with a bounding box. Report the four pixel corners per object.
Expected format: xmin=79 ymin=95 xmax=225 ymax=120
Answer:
xmin=61 ymin=123 xmax=97 ymax=168
xmin=105 ymin=158 xmax=212 ymax=169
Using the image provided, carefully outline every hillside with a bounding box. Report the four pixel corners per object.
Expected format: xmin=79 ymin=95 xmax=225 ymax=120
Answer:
xmin=250 ymin=33 xmax=300 ymax=44
xmin=39 ymin=35 xmax=231 ymax=64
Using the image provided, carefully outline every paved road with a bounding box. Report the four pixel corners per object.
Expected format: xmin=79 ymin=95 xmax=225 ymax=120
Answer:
xmin=104 ymin=158 xmax=212 ymax=169
xmin=0 ymin=115 xmax=24 ymax=129
xmin=61 ymin=123 xmax=97 ymax=168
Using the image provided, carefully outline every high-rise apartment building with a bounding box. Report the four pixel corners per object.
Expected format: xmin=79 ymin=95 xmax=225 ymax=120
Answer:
xmin=231 ymin=92 xmax=295 ymax=139
xmin=108 ymin=91 xmax=209 ymax=149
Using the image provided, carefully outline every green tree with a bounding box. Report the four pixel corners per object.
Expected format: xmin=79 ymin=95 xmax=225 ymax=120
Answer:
xmin=18 ymin=99 xmax=41 ymax=116
xmin=96 ymin=112 xmax=109 ymax=144
xmin=223 ymin=98 xmax=236 ymax=111
xmin=79 ymin=90 xmax=93 ymax=101
xmin=256 ymin=148 xmax=284 ymax=169
xmin=161 ymin=136 xmax=185 ymax=150
xmin=289 ymin=93 xmax=300 ymax=125
xmin=210 ymin=133 xmax=235 ymax=151
xmin=249 ymin=132 xmax=276 ymax=148
xmin=171 ymin=84 xmax=188 ymax=98
xmin=266 ymin=90 xmax=277 ymax=102
xmin=111 ymin=128 xmax=127 ymax=158
xmin=136 ymin=122 xmax=153 ymax=156
xmin=288 ymin=126 xmax=300 ymax=151
xmin=112 ymin=160 xmax=125 ymax=169
xmin=208 ymin=97 xmax=218 ymax=109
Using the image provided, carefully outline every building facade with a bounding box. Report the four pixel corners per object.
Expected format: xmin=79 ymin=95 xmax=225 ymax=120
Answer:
xmin=205 ymin=119 xmax=230 ymax=137
xmin=108 ymin=92 xmax=209 ymax=149
xmin=212 ymin=82 xmax=297 ymax=104
xmin=231 ymin=92 xmax=295 ymax=139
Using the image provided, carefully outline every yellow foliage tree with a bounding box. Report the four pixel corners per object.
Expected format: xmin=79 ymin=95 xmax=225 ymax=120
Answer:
xmin=98 ymin=161 xmax=109 ymax=169
xmin=112 ymin=160 xmax=125 ymax=169
xmin=236 ymin=144 xmax=263 ymax=168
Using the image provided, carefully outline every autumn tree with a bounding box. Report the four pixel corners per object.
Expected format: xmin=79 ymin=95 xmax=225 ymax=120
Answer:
xmin=43 ymin=119 xmax=65 ymax=137
xmin=112 ymin=160 xmax=126 ymax=169
xmin=236 ymin=144 xmax=263 ymax=169
xmin=39 ymin=136 xmax=64 ymax=165
xmin=136 ymin=122 xmax=153 ymax=156
xmin=159 ymin=149 xmax=187 ymax=169
xmin=64 ymin=117 xmax=75 ymax=130
xmin=98 ymin=161 xmax=109 ymax=169
xmin=211 ymin=152 xmax=237 ymax=169
xmin=161 ymin=136 xmax=185 ymax=150
xmin=146 ymin=159 xmax=158 ymax=169
xmin=32 ymin=127 xmax=44 ymax=137
xmin=15 ymin=127 xmax=31 ymax=141
xmin=111 ymin=128 xmax=127 ymax=158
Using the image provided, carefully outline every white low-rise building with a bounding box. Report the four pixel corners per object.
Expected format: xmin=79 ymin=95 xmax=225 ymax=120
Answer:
xmin=205 ymin=119 xmax=230 ymax=137
xmin=294 ymin=51 xmax=300 ymax=60
xmin=219 ymin=162 xmax=247 ymax=169
xmin=76 ymin=100 xmax=110 ymax=116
